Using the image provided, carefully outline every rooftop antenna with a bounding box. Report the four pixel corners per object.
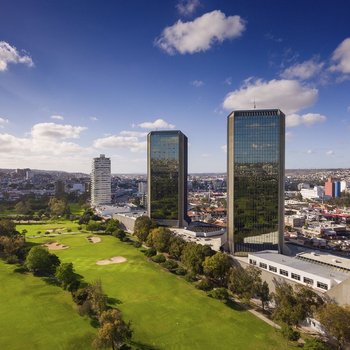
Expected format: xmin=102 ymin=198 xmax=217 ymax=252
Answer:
xmin=253 ymin=98 xmax=256 ymax=109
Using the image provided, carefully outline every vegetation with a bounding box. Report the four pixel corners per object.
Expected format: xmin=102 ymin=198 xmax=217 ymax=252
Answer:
xmin=203 ymin=252 xmax=233 ymax=286
xmin=133 ymin=216 xmax=154 ymax=242
xmin=25 ymin=246 xmax=60 ymax=275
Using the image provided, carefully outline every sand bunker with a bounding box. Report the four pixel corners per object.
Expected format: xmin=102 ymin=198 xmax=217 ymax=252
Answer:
xmin=87 ymin=236 xmax=101 ymax=244
xmin=96 ymin=256 xmax=127 ymax=265
xmin=43 ymin=242 xmax=69 ymax=250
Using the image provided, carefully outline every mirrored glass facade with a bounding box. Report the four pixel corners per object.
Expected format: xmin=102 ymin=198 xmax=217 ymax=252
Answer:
xmin=227 ymin=110 xmax=285 ymax=255
xmin=147 ymin=131 xmax=188 ymax=227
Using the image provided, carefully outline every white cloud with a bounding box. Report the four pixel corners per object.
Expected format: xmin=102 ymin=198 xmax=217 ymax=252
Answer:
xmin=307 ymin=149 xmax=313 ymax=154
xmin=330 ymin=37 xmax=350 ymax=74
xmin=137 ymin=118 xmax=175 ymax=129
xmin=0 ymin=117 xmax=9 ymax=128
xmin=90 ymin=116 xmax=98 ymax=121
xmin=286 ymin=131 xmax=293 ymax=141
xmin=176 ymin=0 xmax=200 ymax=16
xmin=191 ymin=80 xmax=204 ymax=87
xmin=31 ymin=123 xmax=87 ymax=140
xmin=326 ymin=150 xmax=334 ymax=156
xmin=286 ymin=113 xmax=326 ymax=127
xmin=155 ymin=10 xmax=246 ymax=55
xmin=223 ymin=78 xmax=318 ymax=114
xmin=51 ymin=115 xmax=64 ymax=120
xmin=93 ymin=135 xmax=146 ymax=152
xmin=0 ymin=41 xmax=34 ymax=72
xmin=221 ymin=144 xmax=227 ymax=153
xmin=281 ymin=58 xmax=324 ymax=80
xmin=120 ymin=131 xmax=148 ymax=137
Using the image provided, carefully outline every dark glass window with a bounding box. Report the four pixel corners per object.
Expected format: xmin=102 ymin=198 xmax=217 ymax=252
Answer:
xmin=150 ymin=133 xmax=179 ymax=220
xmin=269 ymin=265 xmax=277 ymax=272
xmin=280 ymin=269 xmax=288 ymax=276
xmin=291 ymin=273 xmax=300 ymax=281
xmin=303 ymin=277 xmax=314 ymax=285
xmin=317 ymin=282 xmax=328 ymax=290
xmin=233 ymin=114 xmax=280 ymax=253
xmin=259 ymin=262 xmax=267 ymax=269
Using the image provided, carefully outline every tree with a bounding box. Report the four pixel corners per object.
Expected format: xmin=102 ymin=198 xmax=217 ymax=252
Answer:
xmin=281 ymin=324 xmax=300 ymax=341
xmin=93 ymin=309 xmax=132 ymax=350
xmin=88 ymin=280 xmax=108 ymax=318
xmin=48 ymin=197 xmax=69 ymax=217
xmin=317 ymin=303 xmax=350 ymax=349
xmin=25 ymin=246 xmax=60 ymax=275
xmin=87 ymin=221 xmax=103 ymax=232
xmin=228 ymin=266 xmax=262 ymax=302
xmin=168 ymin=236 xmax=186 ymax=260
xmin=133 ymin=216 xmax=154 ymax=242
xmin=295 ymin=285 xmax=325 ymax=320
xmin=203 ymin=252 xmax=233 ymax=286
xmin=0 ymin=235 xmax=25 ymax=261
xmin=15 ymin=201 xmax=32 ymax=215
xmin=105 ymin=219 xmax=120 ymax=235
xmin=0 ymin=219 xmax=18 ymax=237
xmin=55 ymin=262 xmax=80 ymax=289
xmin=271 ymin=279 xmax=303 ymax=326
xmin=256 ymin=281 xmax=270 ymax=311
xmin=181 ymin=242 xmax=206 ymax=274
xmin=146 ymin=227 xmax=173 ymax=252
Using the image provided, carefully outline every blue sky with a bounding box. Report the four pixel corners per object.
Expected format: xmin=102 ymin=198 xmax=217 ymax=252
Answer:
xmin=0 ymin=0 xmax=349 ymax=173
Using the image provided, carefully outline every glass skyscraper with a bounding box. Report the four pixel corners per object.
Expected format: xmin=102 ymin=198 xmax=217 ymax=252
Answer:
xmin=147 ymin=130 xmax=188 ymax=227
xmin=227 ymin=109 xmax=285 ymax=255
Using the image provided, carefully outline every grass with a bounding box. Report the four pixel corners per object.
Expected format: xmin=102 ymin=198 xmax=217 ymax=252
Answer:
xmin=17 ymin=219 xmax=82 ymax=236
xmin=23 ymin=230 xmax=293 ymax=350
xmin=0 ymin=261 xmax=95 ymax=350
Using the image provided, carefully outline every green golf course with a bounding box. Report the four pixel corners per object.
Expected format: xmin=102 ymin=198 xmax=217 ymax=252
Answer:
xmin=0 ymin=221 xmax=294 ymax=350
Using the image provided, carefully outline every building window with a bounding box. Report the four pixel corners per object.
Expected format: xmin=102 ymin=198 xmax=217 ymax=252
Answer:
xmin=303 ymin=277 xmax=314 ymax=285
xmin=317 ymin=282 xmax=328 ymax=290
xmin=249 ymin=259 xmax=256 ymax=265
xmin=280 ymin=269 xmax=288 ymax=276
xmin=259 ymin=262 xmax=267 ymax=269
xmin=291 ymin=273 xmax=300 ymax=281
xmin=269 ymin=265 xmax=277 ymax=272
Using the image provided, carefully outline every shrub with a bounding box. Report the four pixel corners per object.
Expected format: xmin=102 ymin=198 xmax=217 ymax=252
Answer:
xmin=281 ymin=324 xmax=300 ymax=341
xmin=207 ymin=288 xmax=229 ymax=301
xmin=161 ymin=259 xmax=178 ymax=271
xmin=112 ymin=229 xmax=126 ymax=240
xmin=144 ymin=247 xmax=157 ymax=257
xmin=78 ymin=226 xmax=82 ymax=231
xmin=184 ymin=272 xmax=198 ymax=282
xmin=195 ymin=278 xmax=214 ymax=291
xmin=67 ymin=228 xmax=72 ymax=232
xmin=133 ymin=241 xmax=142 ymax=248
xmin=174 ymin=267 xmax=187 ymax=276
xmin=5 ymin=255 xmax=19 ymax=264
xmin=44 ymin=231 xmax=49 ymax=235
xmin=151 ymin=254 xmax=166 ymax=263
xmin=303 ymin=338 xmax=331 ymax=350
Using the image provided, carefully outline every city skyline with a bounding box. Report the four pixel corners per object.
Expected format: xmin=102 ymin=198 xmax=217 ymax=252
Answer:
xmin=0 ymin=1 xmax=350 ymax=173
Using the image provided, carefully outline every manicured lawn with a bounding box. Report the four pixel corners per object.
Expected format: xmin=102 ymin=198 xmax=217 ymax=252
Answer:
xmin=69 ymin=203 xmax=85 ymax=215
xmin=17 ymin=219 xmax=82 ymax=236
xmin=0 ymin=261 xmax=95 ymax=350
xmin=25 ymin=232 xmax=292 ymax=350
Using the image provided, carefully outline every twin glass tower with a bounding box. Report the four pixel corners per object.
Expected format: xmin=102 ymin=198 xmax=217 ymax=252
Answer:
xmin=147 ymin=109 xmax=285 ymax=256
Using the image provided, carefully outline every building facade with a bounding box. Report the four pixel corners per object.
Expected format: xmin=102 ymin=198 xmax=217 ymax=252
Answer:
xmin=91 ymin=154 xmax=111 ymax=206
xmin=325 ymin=177 xmax=335 ymax=197
xmin=227 ymin=109 xmax=285 ymax=255
xmin=147 ymin=130 xmax=188 ymax=227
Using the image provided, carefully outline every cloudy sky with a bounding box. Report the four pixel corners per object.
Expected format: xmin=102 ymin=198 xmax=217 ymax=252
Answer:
xmin=0 ymin=0 xmax=350 ymax=173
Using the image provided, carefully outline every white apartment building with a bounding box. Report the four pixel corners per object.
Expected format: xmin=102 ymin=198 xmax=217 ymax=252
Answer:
xmin=300 ymin=186 xmax=324 ymax=200
xmin=91 ymin=154 xmax=111 ymax=206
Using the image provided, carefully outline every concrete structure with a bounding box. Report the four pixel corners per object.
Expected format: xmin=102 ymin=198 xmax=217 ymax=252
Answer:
xmin=248 ymin=250 xmax=350 ymax=293
xmin=285 ymin=215 xmax=305 ymax=228
xmin=147 ymin=130 xmax=188 ymax=227
xmin=91 ymin=154 xmax=111 ymax=206
xmin=300 ymin=186 xmax=324 ymax=200
xmin=138 ymin=181 xmax=147 ymax=195
xmin=324 ymin=177 xmax=335 ymax=197
xmin=227 ymin=109 xmax=285 ymax=255
xmin=113 ymin=211 xmax=147 ymax=232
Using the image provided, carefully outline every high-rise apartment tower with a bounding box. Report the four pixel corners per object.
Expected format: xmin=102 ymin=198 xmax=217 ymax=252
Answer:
xmin=147 ymin=130 xmax=188 ymax=227
xmin=227 ymin=109 xmax=285 ymax=255
xmin=91 ymin=154 xmax=111 ymax=206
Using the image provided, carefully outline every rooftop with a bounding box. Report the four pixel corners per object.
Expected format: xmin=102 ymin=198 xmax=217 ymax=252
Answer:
xmin=249 ymin=251 xmax=350 ymax=283
xmin=297 ymin=251 xmax=350 ymax=272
